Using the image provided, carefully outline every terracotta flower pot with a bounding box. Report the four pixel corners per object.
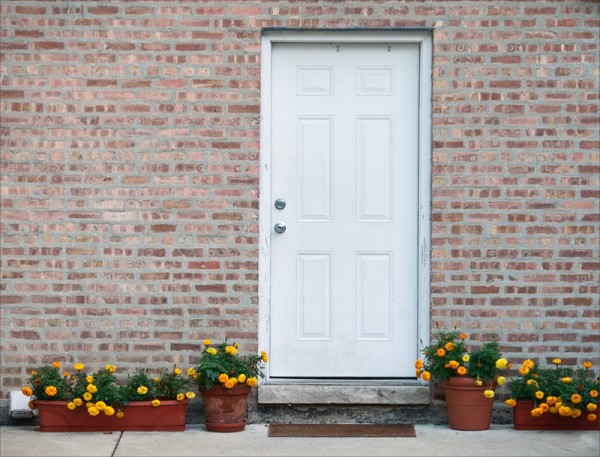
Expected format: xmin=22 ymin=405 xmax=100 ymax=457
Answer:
xmin=513 ymin=401 xmax=600 ymax=431
xmin=36 ymin=399 xmax=189 ymax=432
xmin=442 ymin=377 xmax=494 ymax=431
xmin=199 ymin=383 xmax=252 ymax=432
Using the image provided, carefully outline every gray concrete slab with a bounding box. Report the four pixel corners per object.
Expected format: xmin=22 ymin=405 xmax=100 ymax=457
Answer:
xmin=1 ymin=424 xmax=599 ymax=457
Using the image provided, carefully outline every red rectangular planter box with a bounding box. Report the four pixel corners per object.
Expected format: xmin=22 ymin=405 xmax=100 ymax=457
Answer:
xmin=513 ymin=401 xmax=600 ymax=431
xmin=36 ymin=399 xmax=189 ymax=432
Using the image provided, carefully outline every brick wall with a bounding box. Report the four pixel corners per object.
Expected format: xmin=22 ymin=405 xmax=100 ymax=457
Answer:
xmin=1 ymin=0 xmax=598 ymax=420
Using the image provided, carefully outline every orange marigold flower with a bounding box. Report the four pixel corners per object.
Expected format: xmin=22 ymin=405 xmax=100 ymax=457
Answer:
xmin=571 ymin=409 xmax=582 ymax=419
xmin=539 ymin=403 xmax=549 ymax=413
xmin=444 ymin=342 xmax=455 ymax=352
xmin=587 ymin=403 xmax=597 ymax=412
xmin=505 ymin=398 xmax=517 ymax=407
xmin=421 ymin=371 xmax=431 ymax=382
xmin=546 ymin=396 xmax=557 ymax=405
xmin=52 ymin=361 xmax=61 ymax=369
xmin=45 ymin=386 xmax=57 ymax=397
xmin=590 ymin=390 xmax=598 ymax=398
xmin=519 ymin=366 xmax=530 ymax=376
xmin=448 ymin=360 xmax=459 ymax=369
xmin=457 ymin=366 xmax=467 ymax=376
xmin=582 ymin=361 xmax=592 ymax=369
xmin=588 ymin=414 xmax=597 ymax=422
xmin=531 ymin=408 xmax=543 ymax=417
xmin=571 ymin=394 xmax=582 ymax=404
xmin=459 ymin=333 xmax=468 ymax=340
xmin=436 ymin=348 xmax=446 ymax=357
xmin=414 ymin=359 xmax=424 ymax=369
xmin=21 ymin=387 xmax=32 ymax=397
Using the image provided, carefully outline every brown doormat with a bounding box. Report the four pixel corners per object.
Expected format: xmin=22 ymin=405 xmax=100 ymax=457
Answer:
xmin=268 ymin=423 xmax=416 ymax=437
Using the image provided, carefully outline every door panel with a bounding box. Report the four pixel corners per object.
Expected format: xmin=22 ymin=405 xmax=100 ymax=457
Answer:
xmin=270 ymin=42 xmax=420 ymax=378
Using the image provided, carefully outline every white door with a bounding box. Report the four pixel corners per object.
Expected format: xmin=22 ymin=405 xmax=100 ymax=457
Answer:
xmin=269 ymin=42 xmax=420 ymax=378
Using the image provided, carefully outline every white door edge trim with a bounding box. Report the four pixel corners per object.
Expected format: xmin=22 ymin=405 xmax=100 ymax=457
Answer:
xmin=259 ymin=30 xmax=432 ymax=383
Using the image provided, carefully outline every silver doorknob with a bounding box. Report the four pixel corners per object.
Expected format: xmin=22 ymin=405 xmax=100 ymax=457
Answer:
xmin=274 ymin=222 xmax=286 ymax=234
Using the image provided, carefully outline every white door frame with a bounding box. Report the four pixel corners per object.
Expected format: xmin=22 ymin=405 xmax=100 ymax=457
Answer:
xmin=259 ymin=30 xmax=432 ymax=383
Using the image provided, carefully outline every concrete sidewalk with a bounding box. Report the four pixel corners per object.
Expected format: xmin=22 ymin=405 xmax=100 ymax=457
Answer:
xmin=1 ymin=424 xmax=599 ymax=457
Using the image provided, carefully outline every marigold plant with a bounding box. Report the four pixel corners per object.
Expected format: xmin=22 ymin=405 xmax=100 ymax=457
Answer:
xmin=193 ymin=338 xmax=267 ymax=391
xmin=506 ymin=359 xmax=599 ymax=421
xmin=23 ymin=361 xmax=195 ymax=419
xmin=415 ymin=329 xmax=508 ymax=397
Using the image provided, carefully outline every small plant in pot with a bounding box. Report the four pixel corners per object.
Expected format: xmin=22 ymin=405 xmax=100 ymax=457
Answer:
xmin=193 ymin=338 xmax=268 ymax=432
xmin=505 ymin=358 xmax=599 ymax=430
xmin=415 ymin=329 xmax=508 ymax=430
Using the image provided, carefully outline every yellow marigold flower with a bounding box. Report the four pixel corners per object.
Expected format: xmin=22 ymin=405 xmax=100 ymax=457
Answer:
xmin=224 ymin=379 xmax=236 ymax=389
xmin=137 ymin=386 xmax=148 ymax=395
xmin=203 ymin=339 xmax=211 ymax=346
xmin=74 ymin=363 xmax=84 ymax=371
xmin=45 ymin=386 xmax=57 ymax=397
xmin=83 ymin=392 xmax=92 ymax=401
xmin=104 ymin=406 xmax=115 ymax=416
xmin=526 ymin=379 xmax=538 ymax=387
xmin=549 ymin=406 xmax=558 ymax=414
xmin=116 ymin=411 xmax=125 ymax=419
xmin=261 ymin=351 xmax=269 ymax=363
xmin=523 ymin=359 xmax=534 ymax=368
xmin=583 ymin=361 xmax=592 ymax=369
xmin=21 ymin=387 xmax=32 ymax=397
xmin=460 ymin=332 xmax=468 ymax=340
xmin=207 ymin=348 xmax=217 ymax=356
xmin=505 ymin=399 xmax=517 ymax=407
xmin=546 ymin=396 xmax=557 ymax=405
xmin=225 ymin=345 xmax=238 ymax=356
xmin=444 ymin=342 xmax=455 ymax=352
xmin=238 ymin=373 xmax=247 ymax=383
xmin=185 ymin=392 xmax=195 ymax=399
xmin=176 ymin=393 xmax=185 ymax=401
xmin=539 ymin=403 xmax=549 ymax=413
xmin=483 ymin=390 xmax=495 ymax=399
xmin=457 ymin=366 xmax=467 ymax=376
xmin=52 ymin=361 xmax=61 ymax=369
xmin=154 ymin=378 xmax=160 ymax=383
xmin=531 ymin=408 xmax=543 ymax=417
xmin=535 ymin=391 xmax=545 ymax=400
xmin=571 ymin=408 xmax=582 ymax=418
xmin=571 ymin=394 xmax=582 ymax=404
xmin=73 ymin=398 xmax=83 ymax=406
xmin=588 ymin=414 xmax=597 ymax=422
xmin=67 ymin=402 xmax=76 ymax=411
xmin=86 ymin=402 xmax=94 ymax=409
xmin=462 ymin=354 xmax=470 ymax=363
xmin=105 ymin=365 xmax=116 ymax=373
xmin=86 ymin=376 xmax=94 ymax=384
xmin=187 ymin=368 xmax=197 ymax=377
xmin=86 ymin=384 xmax=97 ymax=394
xmin=587 ymin=403 xmax=597 ymax=412
xmin=562 ymin=377 xmax=572 ymax=383
xmin=436 ymin=348 xmax=446 ymax=357
xmin=95 ymin=401 xmax=106 ymax=411
xmin=590 ymin=390 xmax=598 ymax=398
xmin=246 ymin=377 xmax=258 ymax=387
xmin=174 ymin=367 xmax=182 ymax=376
xmin=448 ymin=360 xmax=459 ymax=369
xmin=421 ymin=371 xmax=431 ymax=382
xmin=151 ymin=399 xmax=160 ymax=407
xmin=497 ymin=376 xmax=505 ymax=386
xmin=559 ymin=406 xmax=572 ymax=417
xmin=87 ymin=406 xmax=100 ymax=416
xmin=474 ymin=379 xmax=483 ymax=386
xmin=495 ymin=358 xmax=508 ymax=369
xmin=218 ymin=373 xmax=229 ymax=384
xmin=519 ymin=366 xmax=530 ymax=376
xmin=552 ymin=358 xmax=561 ymax=365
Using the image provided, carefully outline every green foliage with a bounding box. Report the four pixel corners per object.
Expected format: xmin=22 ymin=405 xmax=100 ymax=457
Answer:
xmin=193 ymin=338 xmax=267 ymax=391
xmin=125 ymin=369 xmax=158 ymax=401
xmin=417 ymin=329 xmax=507 ymax=384
xmin=508 ymin=360 xmax=599 ymax=416
xmin=28 ymin=364 xmax=71 ymax=401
